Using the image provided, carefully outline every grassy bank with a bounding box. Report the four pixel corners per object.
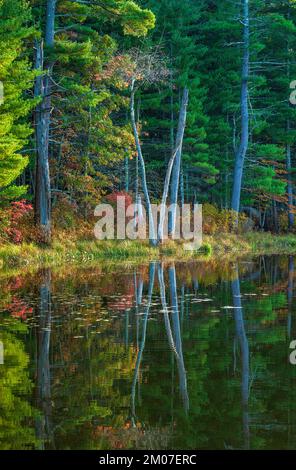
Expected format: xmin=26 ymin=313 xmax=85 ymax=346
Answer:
xmin=207 ymin=232 xmax=296 ymax=257
xmin=1 ymin=232 xmax=296 ymax=271
xmin=0 ymin=238 xmax=210 ymax=270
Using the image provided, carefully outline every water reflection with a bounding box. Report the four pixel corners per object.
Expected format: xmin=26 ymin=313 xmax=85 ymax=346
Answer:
xmin=232 ymin=264 xmax=249 ymax=450
xmin=287 ymin=256 xmax=294 ymax=339
xmin=1 ymin=256 xmax=296 ymax=449
xmin=36 ymin=269 xmax=53 ymax=448
xmin=131 ymin=262 xmax=155 ymax=424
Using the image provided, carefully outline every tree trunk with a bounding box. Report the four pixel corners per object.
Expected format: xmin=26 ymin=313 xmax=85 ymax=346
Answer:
xmin=287 ymin=121 xmax=294 ymax=230
xmin=125 ymin=156 xmax=129 ymax=192
xmin=130 ymin=83 xmax=157 ymax=246
xmin=34 ymin=0 xmax=56 ymax=244
xmin=231 ymin=0 xmax=249 ymax=221
xmin=158 ymin=88 xmax=189 ymax=242
xmin=286 ymin=8 xmax=294 ymax=231
xmin=168 ymin=88 xmax=189 ymax=237
xmin=45 ymin=0 xmax=56 ymax=47
xmin=180 ymin=164 xmax=185 ymax=206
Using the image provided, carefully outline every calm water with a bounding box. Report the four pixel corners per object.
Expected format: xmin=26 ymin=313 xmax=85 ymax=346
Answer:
xmin=1 ymin=256 xmax=296 ymax=450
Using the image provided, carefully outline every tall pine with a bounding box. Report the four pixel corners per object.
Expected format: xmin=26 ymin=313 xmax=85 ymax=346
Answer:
xmin=0 ymin=0 xmax=35 ymax=202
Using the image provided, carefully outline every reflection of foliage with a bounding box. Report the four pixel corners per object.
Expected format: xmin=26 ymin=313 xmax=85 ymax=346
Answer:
xmin=47 ymin=328 xmax=137 ymax=449
xmin=1 ymin=257 xmax=296 ymax=449
xmin=0 ymin=319 xmax=37 ymax=449
xmin=0 ymin=276 xmax=33 ymax=320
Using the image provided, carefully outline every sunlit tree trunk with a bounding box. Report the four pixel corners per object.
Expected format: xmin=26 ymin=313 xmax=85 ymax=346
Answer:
xmin=168 ymin=88 xmax=189 ymax=238
xmin=231 ymin=0 xmax=249 ymax=223
xmin=34 ymin=0 xmax=56 ymax=244
xmin=125 ymin=156 xmax=129 ymax=192
xmin=158 ymin=88 xmax=189 ymax=242
xmin=130 ymin=82 xmax=157 ymax=246
xmin=287 ymin=121 xmax=294 ymax=230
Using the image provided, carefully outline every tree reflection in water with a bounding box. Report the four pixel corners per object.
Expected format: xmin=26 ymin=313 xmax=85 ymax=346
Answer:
xmin=1 ymin=256 xmax=296 ymax=449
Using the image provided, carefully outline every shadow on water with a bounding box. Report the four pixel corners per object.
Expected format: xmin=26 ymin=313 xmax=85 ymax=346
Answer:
xmin=1 ymin=255 xmax=296 ymax=449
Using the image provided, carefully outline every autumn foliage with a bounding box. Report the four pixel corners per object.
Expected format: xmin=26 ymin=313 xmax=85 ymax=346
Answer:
xmin=1 ymin=200 xmax=33 ymax=244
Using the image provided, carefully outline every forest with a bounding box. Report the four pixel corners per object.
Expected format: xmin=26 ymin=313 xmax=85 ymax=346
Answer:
xmin=2 ymin=0 xmax=296 ymax=259
xmin=2 ymin=0 xmax=296 ymax=455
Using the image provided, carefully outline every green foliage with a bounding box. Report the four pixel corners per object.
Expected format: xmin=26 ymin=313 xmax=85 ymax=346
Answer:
xmin=135 ymin=0 xmax=211 ymax=199
xmin=0 ymin=319 xmax=37 ymax=449
xmin=0 ymin=0 xmax=36 ymax=203
xmin=1 ymin=0 xmax=296 ymax=232
xmin=34 ymin=0 xmax=155 ymax=213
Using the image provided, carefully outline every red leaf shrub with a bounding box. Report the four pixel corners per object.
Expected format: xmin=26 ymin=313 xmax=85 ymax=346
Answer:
xmin=4 ymin=200 xmax=33 ymax=244
xmin=105 ymin=191 xmax=133 ymax=210
xmin=7 ymin=296 xmax=33 ymax=320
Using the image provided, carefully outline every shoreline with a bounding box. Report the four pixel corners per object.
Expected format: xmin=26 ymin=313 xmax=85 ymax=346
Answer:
xmin=1 ymin=232 xmax=296 ymax=272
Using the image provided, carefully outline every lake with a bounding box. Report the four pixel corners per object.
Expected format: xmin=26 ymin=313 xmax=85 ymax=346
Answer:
xmin=0 ymin=256 xmax=296 ymax=450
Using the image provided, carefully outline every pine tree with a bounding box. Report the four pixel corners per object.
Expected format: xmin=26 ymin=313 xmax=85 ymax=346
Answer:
xmin=197 ymin=0 xmax=288 ymax=220
xmin=254 ymin=0 xmax=296 ymax=229
xmin=31 ymin=0 xmax=155 ymax=239
xmin=0 ymin=0 xmax=35 ymax=203
xmin=136 ymin=0 xmax=212 ymax=204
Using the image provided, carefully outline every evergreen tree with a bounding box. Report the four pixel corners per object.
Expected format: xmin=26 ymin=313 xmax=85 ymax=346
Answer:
xmin=255 ymin=0 xmax=296 ymax=229
xmin=136 ymin=0 xmax=212 ymax=203
xmin=0 ymin=0 xmax=35 ymax=202
xmin=198 ymin=0 xmax=287 ymax=218
xmin=31 ymin=0 xmax=155 ymax=238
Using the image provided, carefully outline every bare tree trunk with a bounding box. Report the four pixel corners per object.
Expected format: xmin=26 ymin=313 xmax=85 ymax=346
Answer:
xmin=169 ymin=44 xmax=175 ymax=156
xmin=130 ymin=84 xmax=188 ymax=245
xmin=158 ymin=88 xmax=189 ymax=242
xmin=124 ymin=156 xmax=129 ymax=192
xmin=286 ymin=8 xmax=294 ymax=231
xmin=231 ymin=0 xmax=249 ymax=222
xmin=180 ymin=164 xmax=185 ymax=206
xmin=34 ymin=39 xmax=52 ymax=244
xmin=34 ymin=0 xmax=56 ymax=244
xmin=45 ymin=0 xmax=56 ymax=46
xmin=287 ymin=121 xmax=294 ymax=230
xmin=168 ymin=88 xmax=189 ymax=237
xmin=130 ymin=83 xmax=157 ymax=246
